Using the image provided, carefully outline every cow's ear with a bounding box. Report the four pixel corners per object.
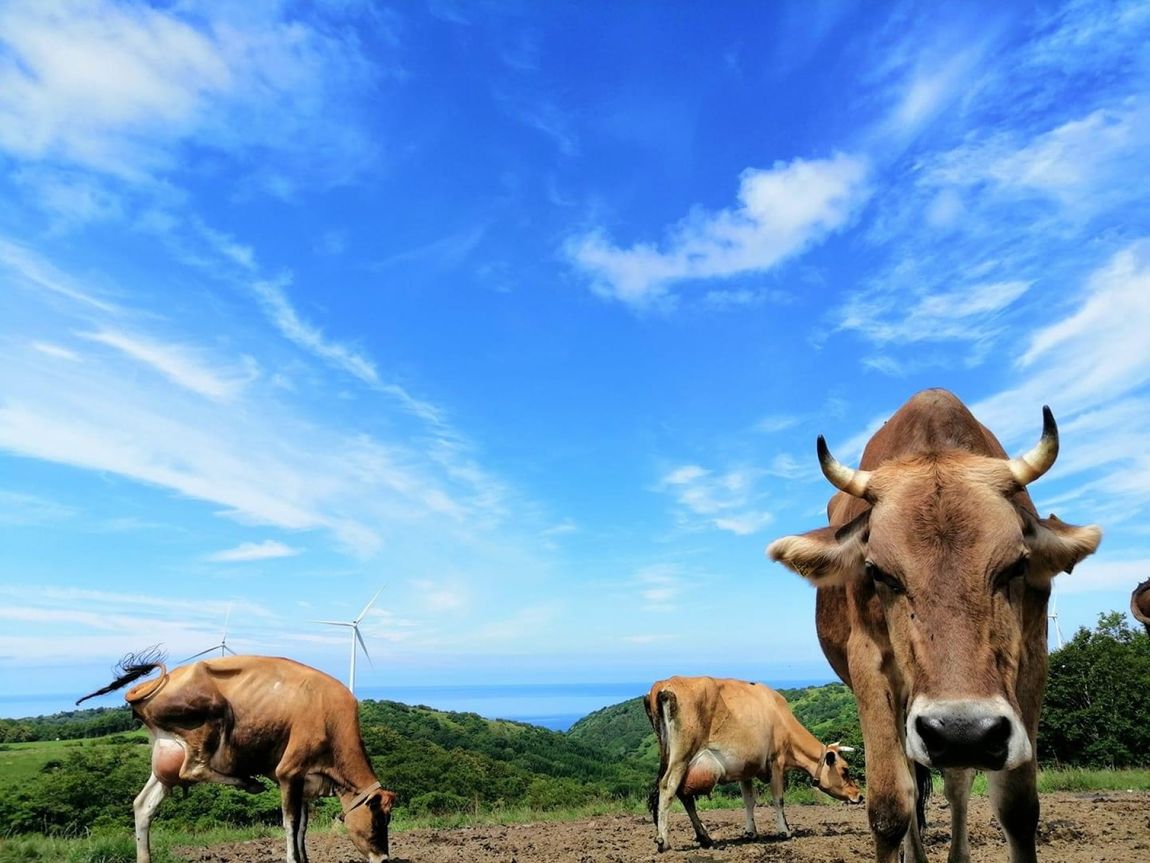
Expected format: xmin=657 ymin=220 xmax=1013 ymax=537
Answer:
xmin=1025 ymin=512 xmax=1102 ymax=584
xmin=767 ymin=512 xmax=868 ymax=588
xmin=824 ymin=749 xmax=837 ymax=766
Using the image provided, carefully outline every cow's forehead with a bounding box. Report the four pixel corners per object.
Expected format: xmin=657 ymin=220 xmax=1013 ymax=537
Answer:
xmin=866 ymin=455 xmax=1024 ymax=555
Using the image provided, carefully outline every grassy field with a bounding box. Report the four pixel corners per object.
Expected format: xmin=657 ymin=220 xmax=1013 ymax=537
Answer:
xmin=0 ymin=733 xmax=148 ymax=786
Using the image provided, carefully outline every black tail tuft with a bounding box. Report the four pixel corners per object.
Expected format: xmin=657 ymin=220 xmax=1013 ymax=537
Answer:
xmin=914 ymin=763 xmax=932 ymax=830
xmin=76 ymin=646 xmax=167 ymax=705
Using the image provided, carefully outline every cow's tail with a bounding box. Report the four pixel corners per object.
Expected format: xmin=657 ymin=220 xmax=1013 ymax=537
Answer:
xmin=914 ymin=763 xmax=932 ymax=831
xmin=646 ymin=688 xmax=677 ymax=825
xmin=76 ymin=646 xmax=168 ymax=705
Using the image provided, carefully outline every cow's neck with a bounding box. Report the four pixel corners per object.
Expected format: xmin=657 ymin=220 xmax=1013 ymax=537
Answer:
xmin=782 ymin=724 xmax=828 ymax=779
xmin=329 ymin=753 xmax=381 ymax=807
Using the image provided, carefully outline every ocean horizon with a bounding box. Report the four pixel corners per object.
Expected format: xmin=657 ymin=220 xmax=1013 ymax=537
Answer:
xmin=0 ymin=678 xmax=833 ymax=731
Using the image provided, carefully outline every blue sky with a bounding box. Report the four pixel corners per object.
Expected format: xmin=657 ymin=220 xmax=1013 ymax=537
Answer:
xmin=2 ymin=0 xmax=1150 ymax=715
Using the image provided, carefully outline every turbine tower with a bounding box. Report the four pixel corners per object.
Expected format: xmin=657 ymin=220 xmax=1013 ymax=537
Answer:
xmin=182 ymin=604 xmax=236 ymax=662
xmin=317 ymin=587 xmax=383 ymax=695
xmin=1049 ymin=588 xmax=1064 ymax=650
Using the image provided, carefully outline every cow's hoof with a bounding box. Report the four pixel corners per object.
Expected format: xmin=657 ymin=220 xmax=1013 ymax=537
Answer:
xmin=698 ymin=836 xmax=714 ymax=849
xmin=655 ymin=839 xmax=668 ymax=854
xmin=742 ymin=831 xmax=756 ymax=840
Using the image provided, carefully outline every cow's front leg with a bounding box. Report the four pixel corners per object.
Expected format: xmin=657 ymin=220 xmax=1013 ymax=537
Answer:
xmin=677 ymin=793 xmax=713 ymax=848
xmin=943 ymin=768 xmax=974 ymax=863
xmin=278 ymin=776 xmax=306 ymax=863
xmin=988 ymin=759 xmax=1039 ymax=863
xmin=739 ymin=779 xmax=758 ymax=838
xmin=132 ymin=772 xmax=170 ymax=863
xmin=854 ymin=684 xmax=916 ymax=863
xmin=769 ymin=760 xmax=791 ymax=837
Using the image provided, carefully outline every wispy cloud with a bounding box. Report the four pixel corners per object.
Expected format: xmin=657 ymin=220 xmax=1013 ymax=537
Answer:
xmin=206 ymin=539 xmax=301 ymax=563
xmin=568 ymin=153 xmax=870 ymax=309
xmin=658 ymin=463 xmax=773 ymax=536
xmin=0 ymin=0 xmax=377 ymax=189
xmin=82 ymin=329 xmax=255 ymax=401
xmin=634 ymin=564 xmax=684 ymax=613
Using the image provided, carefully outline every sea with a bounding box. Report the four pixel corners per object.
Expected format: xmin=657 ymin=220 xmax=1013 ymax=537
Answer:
xmin=0 ymin=679 xmax=831 ymax=730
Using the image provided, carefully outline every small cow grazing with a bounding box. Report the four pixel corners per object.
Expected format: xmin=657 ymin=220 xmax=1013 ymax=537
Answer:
xmin=645 ymin=675 xmax=862 ymax=852
xmin=77 ymin=651 xmax=396 ymax=863
xmin=1132 ymin=579 xmax=1150 ymax=635
xmin=768 ymin=389 xmax=1102 ymax=863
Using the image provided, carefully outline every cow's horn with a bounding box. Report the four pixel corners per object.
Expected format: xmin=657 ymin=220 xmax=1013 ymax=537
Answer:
xmin=837 ymin=745 xmax=855 ymax=753
xmin=818 ymin=436 xmax=872 ymax=499
xmin=1007 ymin=406 xmax=1059 ymax=486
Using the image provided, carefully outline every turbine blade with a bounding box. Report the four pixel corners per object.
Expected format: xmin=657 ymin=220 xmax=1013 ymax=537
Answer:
xmin=223 ymin=645 xmax=237 ymax=655
xmin=355 ymin=626 xmax=373 ymax=668
xmin=356 ymin=586 xmax=385 ymax=623
xmin=180 ymin=646 xmax=220 ymax=663
xmin=314 ymin=620 xmax=352 ymax=627
xmin=221 ymin=603 xmax=233 ymax=640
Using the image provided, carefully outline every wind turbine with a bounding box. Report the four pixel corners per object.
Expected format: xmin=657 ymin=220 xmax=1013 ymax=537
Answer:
xmin=316 ymin=587 xmax=383 ymax=695
xmin=1049 ymin=587 xmax=1064 ymax=650
xmin=182 ymin=604 xmax=237 ymax=662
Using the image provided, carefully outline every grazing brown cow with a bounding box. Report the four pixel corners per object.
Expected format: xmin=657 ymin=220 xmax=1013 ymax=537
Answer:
xmin=1132 ymin=579 xmax=1150 ymax=635
xmin=767 ymin=389 xmax=1101 ymax=863
xmin=77 ymin=652 xmax=396 ymax=863
xmin=645 ymin=675 xmax=862 ymax=852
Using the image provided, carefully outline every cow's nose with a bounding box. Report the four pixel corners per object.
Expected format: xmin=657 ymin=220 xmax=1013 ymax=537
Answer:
xmin=915 ymin=713 xmax=1011 ymax=769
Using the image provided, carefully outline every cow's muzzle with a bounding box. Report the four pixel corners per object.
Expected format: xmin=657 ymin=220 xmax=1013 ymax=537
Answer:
xmin=906 ymin=696 xmax=1031 ymax=771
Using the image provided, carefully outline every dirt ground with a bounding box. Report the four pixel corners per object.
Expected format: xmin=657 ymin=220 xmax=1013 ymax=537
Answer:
xmin=177 ymin=792 xmax=1149 ymax=863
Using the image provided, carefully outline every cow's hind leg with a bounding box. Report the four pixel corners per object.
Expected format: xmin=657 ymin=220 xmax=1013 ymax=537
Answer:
xmin=133 ymin=773 xmax=170 ymax=863
xmin=677 ymin=792 xmax=713 ymax=848
xmin=739 ymin=779 xmax=757 ymax=838
xmin=942 ymin=768 xmax=974 ymax=863
xmin=654 ymin=761 xmax=687 ymax=852
xmin=988 ymin=761 xmax=1039 ymax=863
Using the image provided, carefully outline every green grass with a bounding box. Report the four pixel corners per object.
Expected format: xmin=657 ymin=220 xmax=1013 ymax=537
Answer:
xmin=0 ymin=734 xmax=148 ymax=788
xmin=928 ymin=766 xmax=1150 ymax=797
xmin=0 ymin=824 xmax=281 ymax=863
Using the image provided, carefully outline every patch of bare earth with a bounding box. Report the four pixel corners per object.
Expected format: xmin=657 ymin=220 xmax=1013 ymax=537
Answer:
xmin=176 ymin=792 xmax=1150 ymax=863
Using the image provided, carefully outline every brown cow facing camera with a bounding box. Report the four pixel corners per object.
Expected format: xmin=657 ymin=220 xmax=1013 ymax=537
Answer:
xmin=768 ymin=389 xmax=1101 ymax=863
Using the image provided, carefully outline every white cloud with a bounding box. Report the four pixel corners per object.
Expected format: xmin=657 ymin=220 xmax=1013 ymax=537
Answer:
xmin=568 ymin=153 xmax=870 ymax=308
xmin=82 ymin=329 xmax=255 ymax=401
xmin=251 ymin=278 xmax=380 ymax=387
xmin=1057 ymin=557 xmax=1150 ymax=596
xmin=634 ymin=564 xmax=684 ymax=612
xmin=838 ymin=280 xmax=1032 ymax=346
xmin=206 ymin=539 xmax=301 ymax=563
xmin=0 ymin=489 xmax=75 ymax=525
xmin=0 ymin=0 xmax=377 ymax=199
xmin=923 ymin=102 xmax=1150 ymax=216
xmin=659 ymin=464 xmax=772 ymax=535
xmin=31 ymin=341 xmax=80 ymax=361
xmin=0 ymin=236 xmax=117 ymax=312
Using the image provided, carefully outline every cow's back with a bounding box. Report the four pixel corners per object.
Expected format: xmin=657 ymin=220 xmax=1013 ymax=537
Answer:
xmin=132 ymin=656 xmax=360 ymax=779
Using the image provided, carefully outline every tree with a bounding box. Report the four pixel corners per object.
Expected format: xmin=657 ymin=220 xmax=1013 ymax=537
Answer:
xmin=1039 ymin=611 xmax=1150 ymax=767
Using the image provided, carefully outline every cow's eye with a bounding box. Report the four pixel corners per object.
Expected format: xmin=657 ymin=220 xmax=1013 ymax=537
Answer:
xmin=994 ymin=556 xmax=1028 ymax=590
xmin=865 ymin=560 xmax=904 ymax=594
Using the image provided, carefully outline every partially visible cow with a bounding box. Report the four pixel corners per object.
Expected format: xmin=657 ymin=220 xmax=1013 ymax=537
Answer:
xmin=77 ymin=652 xmax=396 ymax=863
xmin=645 ymin=675 xmax=861 ymax=852
xmin=768 ymin=389 xmax=1102 ymax=863
xmin=1132 ymin=579 xmax=1150 ymax=635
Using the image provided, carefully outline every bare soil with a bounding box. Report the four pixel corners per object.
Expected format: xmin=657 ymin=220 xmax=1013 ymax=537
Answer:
xmin=176 ymin=792 xmax=1150 ymax=863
